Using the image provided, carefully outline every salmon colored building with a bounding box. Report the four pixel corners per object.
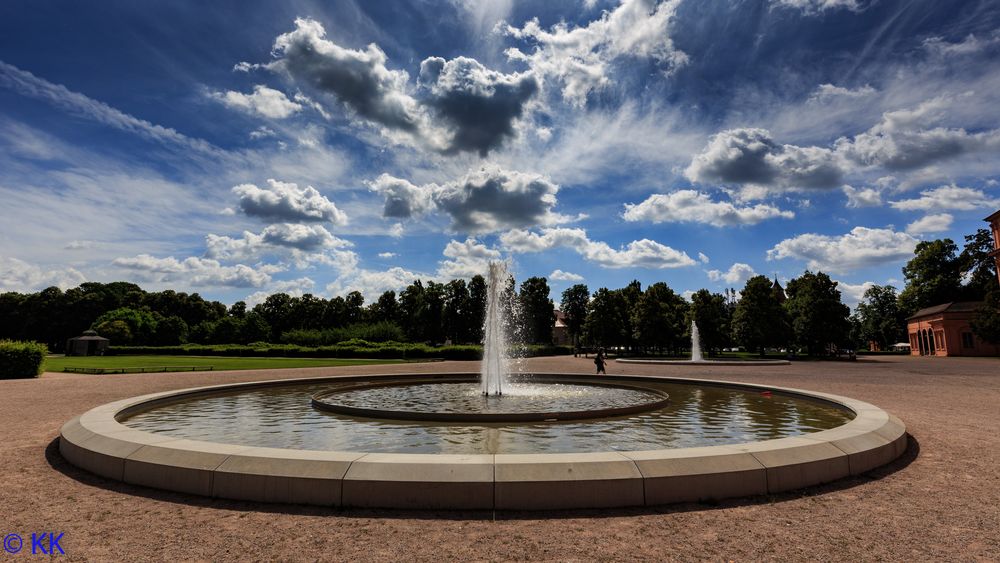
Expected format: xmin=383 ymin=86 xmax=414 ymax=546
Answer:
xmin=988 ymin=209 xmax=1000 ymax=287
xmin=906 ymin=209 xmax=1000 ymax=357
xmin=907 ymin=302 xmax=1000 ymax=356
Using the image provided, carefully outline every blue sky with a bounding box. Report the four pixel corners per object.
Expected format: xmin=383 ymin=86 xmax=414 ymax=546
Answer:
xmin=1 ymin=0 xmax=999 ymax=307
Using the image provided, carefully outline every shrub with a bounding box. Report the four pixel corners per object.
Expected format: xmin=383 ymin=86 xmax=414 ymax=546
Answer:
xmin=282 ymin=322 xmax=405 ymax=346
xmin=0 ymin=340 xmax=48 ymax=379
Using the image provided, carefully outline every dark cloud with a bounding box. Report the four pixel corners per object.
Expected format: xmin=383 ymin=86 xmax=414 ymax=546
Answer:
xmin=420 ymin=56 xmax=538 ymax=156
xmin=232 ymin=179 xmax=347 ymax=225
xmin=369 ymin=167 xmax=568 ymax=233
xmin=433 ymin=166 xmax=563 ymax=233
xmin=685 ymin=128 xmax=844 ymax=190
xmin=367 ymin=173 xmax=435 ymax=219
xmin=269 ymin=18 xmax=421 ymax=132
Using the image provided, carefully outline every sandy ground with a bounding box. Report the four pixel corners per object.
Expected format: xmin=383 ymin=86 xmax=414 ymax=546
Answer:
xmin=2 ymin=355 xmax=999 ymax=562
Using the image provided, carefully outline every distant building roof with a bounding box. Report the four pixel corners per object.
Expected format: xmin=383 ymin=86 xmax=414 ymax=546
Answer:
xmin=907 ymin=301 xmax=984 ymax=320
xmin=69 ymin=330 xmax=109 ymax=341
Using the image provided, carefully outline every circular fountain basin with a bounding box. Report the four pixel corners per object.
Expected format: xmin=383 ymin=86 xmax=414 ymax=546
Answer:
xmin=59 ymin=372 xmax=906 ymax=511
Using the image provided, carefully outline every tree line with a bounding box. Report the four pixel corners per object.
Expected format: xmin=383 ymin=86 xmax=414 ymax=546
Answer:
xmin=2 ymin=227 xmax=995 ymax=354
xmin=0 ymin=275 xmax=557 ymax=352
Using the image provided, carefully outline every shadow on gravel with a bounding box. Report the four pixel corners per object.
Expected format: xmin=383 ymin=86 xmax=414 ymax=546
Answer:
xmin=45 ymin=433 xmax=920 ymax=522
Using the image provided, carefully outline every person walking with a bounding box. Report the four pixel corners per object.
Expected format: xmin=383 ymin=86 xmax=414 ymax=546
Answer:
xmin=595 ymin=348 xmax=607 ymax=375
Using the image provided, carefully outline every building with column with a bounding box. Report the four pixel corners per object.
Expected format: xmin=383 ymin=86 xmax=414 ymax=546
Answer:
xmin=987 ymin=209 xmax=1000 ymax=287
xmin=906 ymin=209 xmax=1000 ymax=356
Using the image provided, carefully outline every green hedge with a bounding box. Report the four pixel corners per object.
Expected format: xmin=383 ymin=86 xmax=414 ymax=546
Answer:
xmin=107 ymin=341 xmax=573 ymax=361
xmin=282 ymin=323 xmax=405 ymax=346
xmin=0 ymin=340 xmax=48 ymax=379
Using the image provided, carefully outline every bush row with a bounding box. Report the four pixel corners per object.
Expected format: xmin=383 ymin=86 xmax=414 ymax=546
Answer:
xmin=107 ymin=341 xmax=574 ymax=360
xmin=0 ymin=340 xmax=48 ymax=379
xmin=281 ymin=322 xmax=404 ymax=346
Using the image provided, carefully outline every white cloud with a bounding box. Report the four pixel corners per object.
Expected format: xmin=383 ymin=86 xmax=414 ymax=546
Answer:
xmin=771 ymin=0 xmax=865 ymax=14
xmin=0 ymin=61 xmax=222 ymax=157
xmin=214 ymin=85 xmax=302 ymax=119
xmin=623 ymin=190 xmax=794 ymax=226
xmin=377 ymin=252 xmax=397 ymax=258
xmin=418 ymin=56 xmax=538 ymax=155
xmin=267 ymin=18 xmax=425 ymax=136
xmin=689 ymin=99 xmax=1000 ymax=198
xmin=767 ymin=226 xmax=918 ymax=274
xmin=0 ymin=256 xmax=85 ymax=291
xmin=250 ymin=126 xmax=277 ymax=140
xmin=503 ymin=0 xmax=687 ymax=106
xmin=232 ymin=179 xmax=348 ymax=224
xmin=836 ymin=280 xmax=876 ymax=308
xmin=325 ymin=266 xmax=424 ymax=301
xmin=500 ymin=227 xmax=696 ymax=269
xmin=204 ymin=224 xmax=356 ymax=270
xmin=549 ymin=269 xmax=583 ymax=282
xmin=808 ymin=84 xmax=876 ymax=104
xmin=923 ymin=33 xmax=1000 ymax=57
xmin=707 ymin=263 xmax=756 ymax=285
xmin=112 ymin=254 xmax=282 ymax=288
xmin=685 ymin=128 xmax=844 ymax=194
xmin=835 ymin=98 xmax=1000 ymax=171
xmin=368 ymin=173 xmax=436 ymax=219
xmin=437 ymin=238 xmax=502 ymax=279
xmin=905 ymin=213 xmax=953 ymax=235
xmin=371 ymin=166 xmax=570 ymax=234
xmin=889 ymin=184 xmax=1000 ymax=212
xmin=243 ymin=277 xmax=316 ymax=307
xmin=842 ymin=185 xmax=882 ymax=208
xmin=698 ymin=252 xmax=709 ymax=264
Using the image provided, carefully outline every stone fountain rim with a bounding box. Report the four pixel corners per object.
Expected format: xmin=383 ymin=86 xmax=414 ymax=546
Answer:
xmin=58 ymin=372 xmax=907 ymax=511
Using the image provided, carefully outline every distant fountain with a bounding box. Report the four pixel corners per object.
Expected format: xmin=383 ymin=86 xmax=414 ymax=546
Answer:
xmin=481 ymin=261 xmax=512 ymax=395
xmin=690 ymin=320 xmax=703 ymax=362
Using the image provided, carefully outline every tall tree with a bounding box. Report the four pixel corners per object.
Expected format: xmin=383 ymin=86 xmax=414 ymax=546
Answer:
xmin=632 ymin=282 xmax=687 ymax=354
xmin=560 ymin=284 xmax=590 ymax=352
xmin=855 ymin=285 xmax=904 ymax=350
xmin=468 ymin=275 xmax=487 ymax=343
xmin=254 ymin=293 xmax=294 ymax=341
xmin=688 ymin=289 xmax=730 ymax=355
xmin=898 ymin=239 xmax=962 ymax=315
xmin=398 ymin=280 xmax=427 ymax=342
xmin=368 ymin=290 xmax=400 ymax=324
xmin=971 ymin=289 xmax=1000 ymax=344
xmin=959 ymin=228 xmax=999 ymax=299
xmin=583 ymin=288 xmax=627 ymax=349
xmin=618 ymin=280 xmax=642 ymax=353
xmin=519 ymin=277 xmax=555 ymax=345
xmin=732 ymin=275 xmax=790 ymax=356
xmin=442 ymin=279 xmax=471 ymax=343
xmin=784 ymin=271 xmax=851 ymax=355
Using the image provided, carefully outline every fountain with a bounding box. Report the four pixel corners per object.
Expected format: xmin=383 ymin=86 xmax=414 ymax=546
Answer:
xmin=690 ymin=320 xmax=704 ymax=362
xmin=616 ymin=319 xmax=791 ymax=366
xmin=481 ymin=261 xmax=511 ymax=395
xmin=57 ymin=263 xmax=906 ymax=510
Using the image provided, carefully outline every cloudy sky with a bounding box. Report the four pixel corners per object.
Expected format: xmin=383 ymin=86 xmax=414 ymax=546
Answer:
xmin=1 ymin=0 xmax=999 ymax=306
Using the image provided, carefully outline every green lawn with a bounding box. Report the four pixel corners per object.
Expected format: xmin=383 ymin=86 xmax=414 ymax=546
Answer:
xmin=46 ymin=355 xmax=412 ymax=374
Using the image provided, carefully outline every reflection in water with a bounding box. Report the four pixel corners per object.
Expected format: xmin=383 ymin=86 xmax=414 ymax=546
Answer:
xmin=123 ymin=381 xmax=854 ymax=455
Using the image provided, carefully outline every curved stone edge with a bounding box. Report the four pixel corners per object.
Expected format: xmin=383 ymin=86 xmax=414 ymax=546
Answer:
xmin=615 ymin=359 xmax=792 ymax=366
xmin=59 ymin=373 xmax=907 ymax=511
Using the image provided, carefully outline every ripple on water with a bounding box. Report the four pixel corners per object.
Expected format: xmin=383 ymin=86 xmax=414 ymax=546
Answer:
xmin=122 ymin=380 xmax=854 ymax=454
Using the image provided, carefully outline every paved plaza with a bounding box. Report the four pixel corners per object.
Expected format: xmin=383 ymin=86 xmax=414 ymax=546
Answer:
xmin=2 ymin=355 xmax=998 ymax=560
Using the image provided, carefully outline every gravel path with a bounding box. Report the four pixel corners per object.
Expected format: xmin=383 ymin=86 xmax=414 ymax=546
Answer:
xmin=2 ymin=355 xmax=998 ymax=561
